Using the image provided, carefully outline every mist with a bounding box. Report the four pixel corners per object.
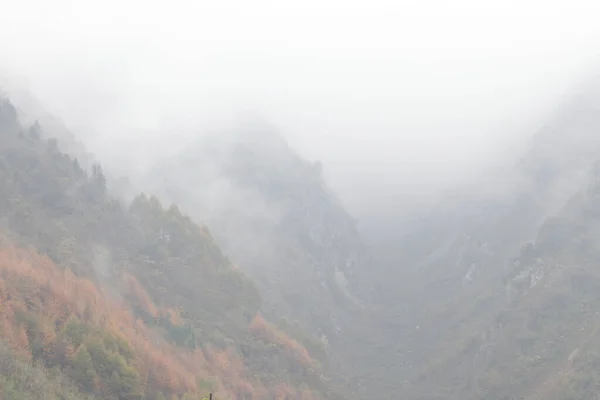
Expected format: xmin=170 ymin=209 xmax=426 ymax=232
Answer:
xmin=2 ymin=0 xmax=600 ymax=216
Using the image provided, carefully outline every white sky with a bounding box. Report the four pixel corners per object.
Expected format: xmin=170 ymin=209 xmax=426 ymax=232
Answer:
xmin=2 ymin=0 xmax=600 ymax=212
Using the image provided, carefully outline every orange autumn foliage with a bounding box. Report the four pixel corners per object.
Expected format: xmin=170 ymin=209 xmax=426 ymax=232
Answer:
xmin=250 ymin=314 xmax=314 ymax=367
xmin=122 ymin=273 xmax=186 ymax=328
xmin=0 ymin=239 xmax=323 ymax=399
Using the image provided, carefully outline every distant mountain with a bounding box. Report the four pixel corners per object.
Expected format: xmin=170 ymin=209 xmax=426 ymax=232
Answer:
xmin=357 ymin=76 xmax=600 ymax=399
xmin=139 ymin=122 xmax=376 ymax=373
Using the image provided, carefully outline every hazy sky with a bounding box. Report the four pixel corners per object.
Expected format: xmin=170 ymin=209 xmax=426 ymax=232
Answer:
xmin=2 ymin=0 xmax=600 ymax=213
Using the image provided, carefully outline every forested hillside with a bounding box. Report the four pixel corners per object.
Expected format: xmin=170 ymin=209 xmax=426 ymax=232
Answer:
xmin=0 ymin=97 xmax=343 ymax=400
xmin=0 ymin=341 xmax=95 ymax=400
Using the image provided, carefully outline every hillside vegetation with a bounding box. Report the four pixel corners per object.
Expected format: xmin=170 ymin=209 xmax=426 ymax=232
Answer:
xmin=0 ymin=97 xmax=343 ymax=400
xmin=0 ymin=340 xmax=96 ymax=400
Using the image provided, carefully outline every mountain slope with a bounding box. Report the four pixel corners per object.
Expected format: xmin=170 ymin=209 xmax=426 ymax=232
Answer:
xmin=359 ymin=77 xmax=600 ymax=399
xmin=0 ymin=97 xmax=343 ymax=400
xmin=138 ymin=123 xmax=375 ymax=355
xmin=10 ymin=75 xmax=600 ymax=400
xmin=405 ymin=157 xmax=600 ymax=399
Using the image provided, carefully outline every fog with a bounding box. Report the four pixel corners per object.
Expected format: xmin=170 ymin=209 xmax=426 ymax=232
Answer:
xmin=2 ymin=0 xmax=600 ymax=215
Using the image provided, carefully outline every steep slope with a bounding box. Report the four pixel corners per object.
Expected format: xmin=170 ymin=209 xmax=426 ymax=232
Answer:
xmin=360 ymin=78 xmax=600 ymax=398
xmin=404 ymin=157 xmax=600 ymax=399
xmin=139 ymin=122 xmax=375 ymax=354
xmin=0 ymin=97 xmax=343 ymax=400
